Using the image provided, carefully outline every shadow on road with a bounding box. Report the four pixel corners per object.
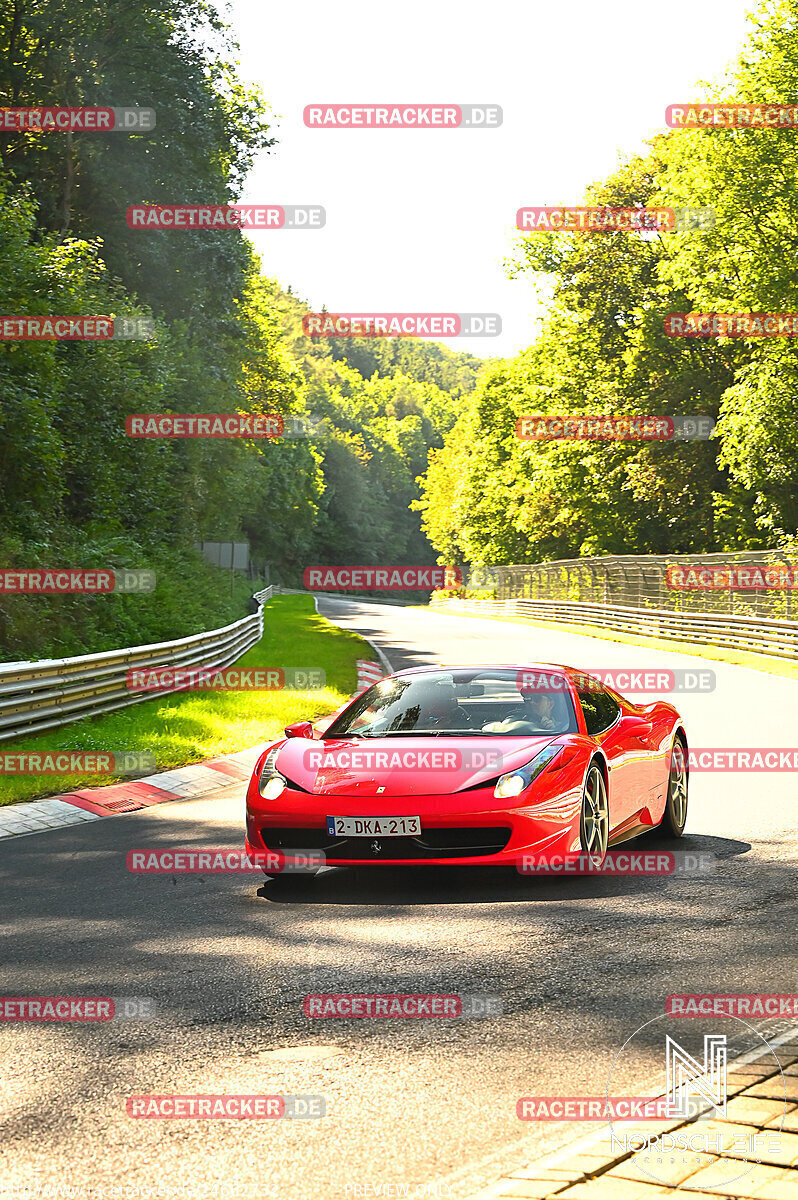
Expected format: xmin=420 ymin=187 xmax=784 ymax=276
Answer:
xmin=256 ymin=834 xmax=751 ymax=907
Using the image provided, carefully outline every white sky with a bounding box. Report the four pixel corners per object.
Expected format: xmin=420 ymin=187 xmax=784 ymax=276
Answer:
xmin=229 ymin=0 xmax=755 ymax=358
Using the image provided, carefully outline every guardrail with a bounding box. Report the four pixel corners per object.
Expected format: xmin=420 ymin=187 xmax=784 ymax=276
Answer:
xmin=0 ymin=585 xmax=278 ymax=743
xmin=429 ymin=595 xmax=798 ymax=662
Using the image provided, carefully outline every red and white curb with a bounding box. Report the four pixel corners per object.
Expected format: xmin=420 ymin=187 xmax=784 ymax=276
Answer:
xmin=356 ymin=657 xmax=386 ymax=690
xmin=0 ymin=748 xmax=263 ymax=841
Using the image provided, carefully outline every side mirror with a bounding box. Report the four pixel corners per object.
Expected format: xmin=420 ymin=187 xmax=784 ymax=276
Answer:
xmin=284 ymin=720 xmax=314 ymax=739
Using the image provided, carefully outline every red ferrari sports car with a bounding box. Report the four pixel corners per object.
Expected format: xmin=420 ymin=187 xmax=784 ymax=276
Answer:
xmin=244 ymin=664 xmax=688 ymax=872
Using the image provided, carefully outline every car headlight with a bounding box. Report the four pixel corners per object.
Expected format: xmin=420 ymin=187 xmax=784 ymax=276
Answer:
xmin=258 ymin=748 xmax=287 ymax=800
xmin=494 ymin=744 xmax=563 ymax=799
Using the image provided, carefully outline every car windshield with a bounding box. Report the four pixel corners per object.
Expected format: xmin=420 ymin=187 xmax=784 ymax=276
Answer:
xmin=323 ymin=669 xmax=579 ymax=738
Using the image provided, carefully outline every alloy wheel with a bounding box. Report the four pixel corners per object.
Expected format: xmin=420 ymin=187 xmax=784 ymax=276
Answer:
xmin=580 ymin=764 xmax=609 ymax=857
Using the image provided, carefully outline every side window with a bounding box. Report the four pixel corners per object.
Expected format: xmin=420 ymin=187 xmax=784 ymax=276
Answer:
xmin=577 ymin=685 xmax=620 ymax=735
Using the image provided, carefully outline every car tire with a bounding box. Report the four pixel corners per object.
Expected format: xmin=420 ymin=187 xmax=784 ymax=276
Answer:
xmin=579 ymin=761 xmax=609 ymax=863
xmin=656 ymin=736 xmax=689 ymax=838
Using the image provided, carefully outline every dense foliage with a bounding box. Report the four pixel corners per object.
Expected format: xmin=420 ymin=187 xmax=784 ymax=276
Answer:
xmin=0 ymin=0 xmax=479 ymax=658
xmin=417 ymin=0 xmax=798 ymax=567
xmin=5 ymin=0 xmax=798 ymax=658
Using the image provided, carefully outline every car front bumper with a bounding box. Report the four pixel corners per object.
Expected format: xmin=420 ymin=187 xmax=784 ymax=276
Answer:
xmin=245 ymin=781 xmax=584 ymax=869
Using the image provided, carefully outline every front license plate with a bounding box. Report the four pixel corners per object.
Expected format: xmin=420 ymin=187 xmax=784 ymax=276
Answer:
xmin=326 ymin=816 xmax=421 ymax=837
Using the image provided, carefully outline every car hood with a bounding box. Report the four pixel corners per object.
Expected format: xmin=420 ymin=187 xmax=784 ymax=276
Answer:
xmin=274 ymin=735 xmax=560 ymax=797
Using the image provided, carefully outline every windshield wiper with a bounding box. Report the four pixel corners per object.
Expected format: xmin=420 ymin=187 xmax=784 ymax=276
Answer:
xmin=333 ymin=728 xmax=500 ymax=738
xmin=357 ymin=729 xmax=421 ymax=737
xmin=322 ymin=731 xmax=377 ymax=740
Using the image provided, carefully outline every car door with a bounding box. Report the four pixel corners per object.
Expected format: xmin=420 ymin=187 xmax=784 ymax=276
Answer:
xmin=575 ymin=681 xmax=649 ymax=829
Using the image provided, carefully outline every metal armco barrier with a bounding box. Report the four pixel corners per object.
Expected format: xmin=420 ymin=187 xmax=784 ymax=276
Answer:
xmin=484 ymin=550 xmax=798 ymax=620
xmin=0 ymin=586 xmax=278 ymax=743
xmin=429 ymin=595 xmax=798 ymax=662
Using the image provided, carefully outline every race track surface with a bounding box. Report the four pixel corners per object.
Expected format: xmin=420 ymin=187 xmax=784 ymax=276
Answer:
xmin=1 ymin=601 xmax=796 ymax=1199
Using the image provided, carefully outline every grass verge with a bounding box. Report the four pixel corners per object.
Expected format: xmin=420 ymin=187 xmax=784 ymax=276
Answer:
xmin=0 ymin=594 xmax=373 ymax=806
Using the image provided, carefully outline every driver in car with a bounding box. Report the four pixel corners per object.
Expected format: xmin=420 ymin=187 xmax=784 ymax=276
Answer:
xmin=521 ymin=691 xmax=558 ymax=729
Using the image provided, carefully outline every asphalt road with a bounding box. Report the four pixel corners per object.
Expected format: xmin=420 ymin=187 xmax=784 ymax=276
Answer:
xmin=1 ymin=600 xmax=797 ymax=1200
